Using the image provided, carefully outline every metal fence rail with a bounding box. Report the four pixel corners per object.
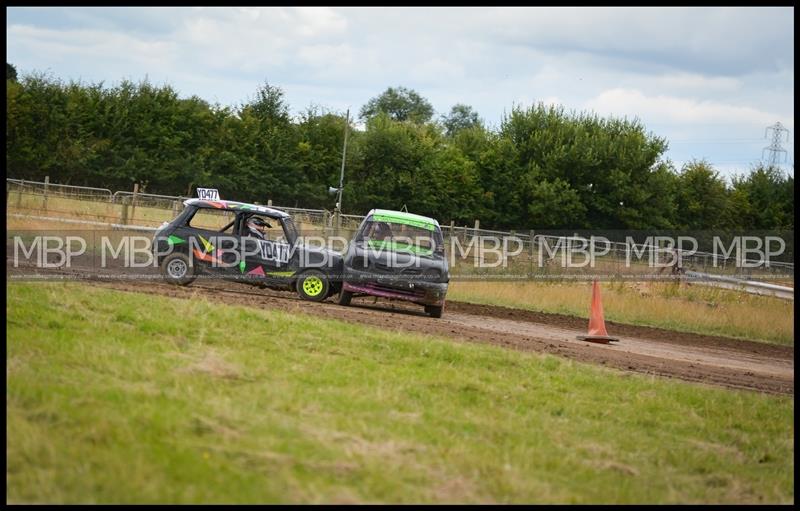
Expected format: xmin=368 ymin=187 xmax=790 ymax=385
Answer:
xmin=7 ymin=178 xmax=113 ymax=201
xmin=112 ymin=191 xmax=191 ymax=208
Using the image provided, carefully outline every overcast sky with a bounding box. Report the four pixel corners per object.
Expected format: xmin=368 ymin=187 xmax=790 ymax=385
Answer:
xmin=6 ymin=6 xmax=795 ymax=179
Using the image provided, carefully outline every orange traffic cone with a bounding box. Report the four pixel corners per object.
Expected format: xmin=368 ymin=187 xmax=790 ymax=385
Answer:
xmin=576 ymin=280 xmax=619 ymax=344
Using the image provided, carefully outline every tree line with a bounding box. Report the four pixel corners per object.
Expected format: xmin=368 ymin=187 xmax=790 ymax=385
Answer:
xmin=6 ymin=68 xmax=794 ymax=231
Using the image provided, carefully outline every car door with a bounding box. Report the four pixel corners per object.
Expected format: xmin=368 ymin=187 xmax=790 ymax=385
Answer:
xmin=239 ymin=214 xmax=293 ymax=282
xmin=177 ymin=207 xmax=239 ymax=277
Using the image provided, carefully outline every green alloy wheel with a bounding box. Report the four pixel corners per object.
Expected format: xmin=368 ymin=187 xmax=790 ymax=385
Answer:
xmin=296 ymin=270 xmax=330 ymax=302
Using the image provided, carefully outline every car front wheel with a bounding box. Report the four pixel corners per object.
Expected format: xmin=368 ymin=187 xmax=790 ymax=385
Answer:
xmin=296 ymin=270 xmax=331 ymax=302
xmin=337 ymin=288 xmax=353 ymax=306
xmin=425 ymin=304 xmax=444 ymax=319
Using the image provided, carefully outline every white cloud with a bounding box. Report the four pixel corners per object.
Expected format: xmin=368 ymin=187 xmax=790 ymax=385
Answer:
xmin=138 ymin=7 xmax=350 ymax=75
xmin=8 ymin=24 xmax=179 ymax=76
xmin=292 ymin=7 xmax=348 ymax=37
xmin=584 ymin=88 xmax=788 ymax=128
xmin=471 ymin=6 xmax=793 ymax=76
xmin=409 ymin=58 xmax=465 ymax=84
xmin=648 ymin=73 xmax=742 ymax=93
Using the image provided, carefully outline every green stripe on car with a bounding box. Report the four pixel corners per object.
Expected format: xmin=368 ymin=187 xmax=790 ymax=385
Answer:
xmin=371 ymin=214 xmax=435 ymax=231
xmin=267 ymin=271 xmax=296 ymax=277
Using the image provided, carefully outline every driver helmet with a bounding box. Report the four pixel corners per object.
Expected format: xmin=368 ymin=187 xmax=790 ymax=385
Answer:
xmin=247 ymin=216 xmax=271 ymax=237
xmin=373 ymin=221 xmax=392 ymax=239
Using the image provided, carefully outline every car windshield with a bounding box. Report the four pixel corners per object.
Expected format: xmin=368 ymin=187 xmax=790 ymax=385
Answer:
xmin=356 ymin=219 xmax=442 ymax=256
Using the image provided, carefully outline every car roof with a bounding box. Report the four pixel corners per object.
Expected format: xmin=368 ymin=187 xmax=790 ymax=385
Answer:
xmin=366 ymin=208 xmax=440 ymax=229
xmin=183 ymin=198 xmax=290 ymax=218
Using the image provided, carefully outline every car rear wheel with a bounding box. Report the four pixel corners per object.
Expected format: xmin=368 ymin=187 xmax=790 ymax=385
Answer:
xmin=425 ymin=304 xmax=444 ymax=319
xmin=296 ymin=270 xmax=330 ymax=302
xmin=338 ymin=288 xmax=353 ymax=306
xmin=160 ymin=252 xmax=196 ymax=286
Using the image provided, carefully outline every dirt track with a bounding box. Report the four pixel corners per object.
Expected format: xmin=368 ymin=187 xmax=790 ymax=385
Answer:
xmin=8 ymin=260 xmax=793 ymax=396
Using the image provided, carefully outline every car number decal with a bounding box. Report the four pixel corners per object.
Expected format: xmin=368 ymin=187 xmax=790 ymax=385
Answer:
xmin=257 ymin=239 xmax=290 ymax=264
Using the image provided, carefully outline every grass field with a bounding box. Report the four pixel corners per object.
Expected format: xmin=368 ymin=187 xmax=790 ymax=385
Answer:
xmin=6 ymin=282 xmax=794 ymax=504
xmin=448 ymin=280 xmax=794 ymax=346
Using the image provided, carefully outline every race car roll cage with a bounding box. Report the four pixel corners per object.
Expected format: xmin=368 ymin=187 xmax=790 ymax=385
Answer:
xmin=180 ymin=199 xmax=299 ymax=245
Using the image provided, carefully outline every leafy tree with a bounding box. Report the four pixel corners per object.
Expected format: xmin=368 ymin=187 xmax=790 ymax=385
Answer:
xmin=294 ymin=106 xmax=351 ymax=209
xmin=5 ymin=72 xmax=71 ymax=183
xmin=731 ymin=164 xmax=794 ymax=229
xmin=346 ymin=113 xmax=483 ymax=222
xmin=471 ymin=135 xmax=523 ymax=228
xmin=243 ymin=80 xmax=290 ymax=127
xmin=451 ymin=124 xmax=491 ymax=161
xmin=632 ymin=161 xmax=681 ymax=229
xmin=413 ymin=143 xmax=482 ymax=223
xmin=237 ymin=81 xmax=303 ymax=205
xmin=348 ymin=113 xmax=428 ymax=212
xmin=526 ymin=178 xmax=587 ymax=228
xmin=359 ymin=86 xmax=434 ymax=124
xmin=441 ymin=104 xmax=481 ymax=136
xmin=500 ymin=103 xmax=669 ymax=229
xmin=5 ymin=71 xmax=793 ymax=232
xmin=674 ymin=160 xmax=731 ymax=230
xmin=7 ymin=62 xmax=17 ymax=82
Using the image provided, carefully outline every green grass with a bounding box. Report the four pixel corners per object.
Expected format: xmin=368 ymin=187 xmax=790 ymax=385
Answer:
xmin=6 ymin=282 xmax=795 ymax=504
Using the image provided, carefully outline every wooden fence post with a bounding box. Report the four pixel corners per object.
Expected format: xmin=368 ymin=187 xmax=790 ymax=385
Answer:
xmin=473 ymin=219 xmax=480 ymax=266
xmin=120 ymin=197 xmax=129 ymax=225
xmin=43 ymin=176 xmax=49 ymax=211
xmin=529 ymin=230 xmax=535 ymax=276
xmin=130 ymin=183 xmax=139 ymax=224
xmin=17 ymin=179 xmax=24 ymax=209
xmin=333 ymin=210 xmax=341 ymax=237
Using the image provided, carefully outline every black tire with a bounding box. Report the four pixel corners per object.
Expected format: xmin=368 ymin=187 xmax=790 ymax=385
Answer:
xmin=326 ymin=282 xmax=341 ymax=300
xmin=425 ymin=304 xmax=444 ymax=319
xmin=338 ymin=288 xmax=353 ymax=306
xmin=295 ymin=269 xmax=331 ymax=302
xmin=160 ymin=252 xmax=196 ymax=286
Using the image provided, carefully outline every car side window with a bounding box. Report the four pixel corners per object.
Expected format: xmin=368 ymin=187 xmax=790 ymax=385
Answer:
xmin=187 ymin=208 xmax=236 ymax=233
xmin=241 ymin=215 xmax=289 ymax=243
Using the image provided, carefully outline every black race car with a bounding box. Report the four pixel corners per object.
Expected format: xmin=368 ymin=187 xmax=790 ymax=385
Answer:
xmin=152 ymin=198 xmax=343 ymax=301
xmin=337 ymin=209 xmax=450 ymax=318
